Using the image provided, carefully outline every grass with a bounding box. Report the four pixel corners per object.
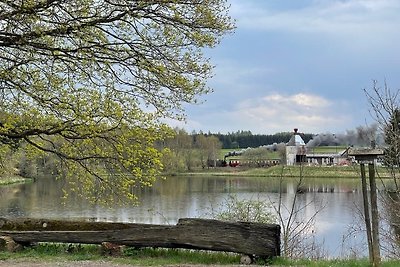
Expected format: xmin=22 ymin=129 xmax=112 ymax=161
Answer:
xmin=309 ymin=146 xmax=348 ymax=153
xmin=120 ymin=247 xmax=241 ymax=266
xmin=1 ymin=243 xmax=400 ymax=266
xmin=183 ymin=164 xmax=395 ymax=179
xmin=270 ymin=257 xmax=400 ymax=267
xmin=0 ymin=243 xmax=103 ymax=262
xmin=0 ymin=175 xmax=32 ymax=185
xmin=220 ymin=146 xmax=347 ymax=160
xmin=215 ymin=146 xmax=393 ymax=179
xmin=240 ymin=165 xmax=359 ymax=178
xmin=0 ymin=243 xmax=240 ymax=265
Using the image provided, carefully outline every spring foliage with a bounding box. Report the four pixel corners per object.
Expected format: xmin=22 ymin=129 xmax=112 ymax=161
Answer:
xmin=0 ymin=0 xmax=234 ymax=203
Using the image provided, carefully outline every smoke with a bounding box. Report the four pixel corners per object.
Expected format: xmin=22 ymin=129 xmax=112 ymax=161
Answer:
xmin=224 ymin=143 xmax=286 ymax=158
xmin=306 ymin=124 xmax=384 ymax=148
xmin=260 ymin=142 xmax=282 ymax=151
xmin=224 ymin=124 xmax=384 ymax=159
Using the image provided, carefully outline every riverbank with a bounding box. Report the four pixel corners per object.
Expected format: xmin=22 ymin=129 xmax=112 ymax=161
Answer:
xmin=179 ymin=165 xmax=393 ymax=179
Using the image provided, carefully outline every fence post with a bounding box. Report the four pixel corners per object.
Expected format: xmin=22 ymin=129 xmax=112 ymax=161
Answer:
xmin=360 ymin=163 xmax=373 ymax=263
xmin=348 ymin=148 xmax=383 ymax=267
xmin=369 ymin=163 xmax=381 ymax=266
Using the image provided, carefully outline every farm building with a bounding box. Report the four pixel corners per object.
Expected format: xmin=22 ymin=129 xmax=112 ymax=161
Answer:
xmin=286 ymin=128 xmax=307 ymax=165
xmin=285 ymin=128 xmax=350 ymax=166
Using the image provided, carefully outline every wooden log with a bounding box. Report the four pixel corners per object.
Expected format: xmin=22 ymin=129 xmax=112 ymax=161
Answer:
xmin=0 ymin=218 xmax=280 ymax=258
xmin=0 ymin=217 xmax=135 ymax=231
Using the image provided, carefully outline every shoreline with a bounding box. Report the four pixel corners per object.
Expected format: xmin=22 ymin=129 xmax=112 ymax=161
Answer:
xmin=168 ymin=165 xmax=393 ymax=179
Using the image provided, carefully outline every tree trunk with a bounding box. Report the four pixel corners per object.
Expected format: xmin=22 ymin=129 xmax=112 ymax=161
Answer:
xmin=0 ymin=218 xmax=280 ymax=258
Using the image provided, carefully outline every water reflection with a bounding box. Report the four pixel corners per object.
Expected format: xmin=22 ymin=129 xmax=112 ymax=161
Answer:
xmin=0 ymin=175 xmax=391 ymax=257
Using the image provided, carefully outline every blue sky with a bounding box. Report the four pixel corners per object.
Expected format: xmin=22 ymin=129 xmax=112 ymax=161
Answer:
xmin=173 ymin=0 xmax=400 ymax=135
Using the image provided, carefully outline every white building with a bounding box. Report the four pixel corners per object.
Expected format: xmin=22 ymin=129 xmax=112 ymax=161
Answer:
xmin=286 ymin=128 xmax=307 ymax=165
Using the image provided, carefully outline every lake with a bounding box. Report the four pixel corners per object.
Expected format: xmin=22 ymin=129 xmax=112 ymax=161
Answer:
xmin=0 ymin=175 xmax=392 ymax=258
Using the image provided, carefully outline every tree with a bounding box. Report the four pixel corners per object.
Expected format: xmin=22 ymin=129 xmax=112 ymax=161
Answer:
xmin=0 ymin=1 xmax=234 ymax=203
xmin=195 ymin=134 xmax=221 ymax=168
xmin=364 ymin=80 xmax=400 ymax=189
xmin=364 ymin=80 xmax=400 ymax=262
xmin=241 ymin=147 xmax=265 ymax=167
xmin=274 ymin=164 xmax=325 ymax=259
xmin=383 ymin=109 xmax=400 ymax=169
xmin=160 ymin=128 xmax=197 ymax=172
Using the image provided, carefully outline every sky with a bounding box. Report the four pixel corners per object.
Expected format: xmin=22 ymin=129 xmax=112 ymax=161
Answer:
xmin=172 ymin=0 xmax=400 ymax=135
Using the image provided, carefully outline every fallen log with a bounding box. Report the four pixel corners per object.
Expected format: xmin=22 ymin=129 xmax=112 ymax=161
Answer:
xmin=0 ymin=218 xmax=280 ymax=258
xmin=0 ymin=217 xmax=134 ymax=231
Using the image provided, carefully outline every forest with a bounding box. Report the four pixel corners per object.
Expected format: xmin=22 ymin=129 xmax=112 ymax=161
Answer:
xmin=5 ymin=128 xmax=308 ymax=179
xmin=194 ymin=130 xmax=314 ymax=149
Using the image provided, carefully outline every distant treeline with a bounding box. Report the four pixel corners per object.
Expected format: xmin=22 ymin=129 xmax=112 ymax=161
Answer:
xmin=194 ymin=130 xmax=314 ymax=149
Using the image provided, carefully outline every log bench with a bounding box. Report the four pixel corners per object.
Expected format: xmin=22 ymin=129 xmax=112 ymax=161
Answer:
xmin=0 ymin=217 xmax=280 ymax=260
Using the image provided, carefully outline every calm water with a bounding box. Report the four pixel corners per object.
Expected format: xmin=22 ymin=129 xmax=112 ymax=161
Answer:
xmin=0 ymin=175 xmax=385 ymax=257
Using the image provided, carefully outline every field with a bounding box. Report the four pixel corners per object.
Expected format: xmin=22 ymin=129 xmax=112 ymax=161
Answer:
xmin=219 ymin=146 xmax=348 ymax=161
xmin=309 ymin=145 xmax=348 ymax=153
xmin=195 ymin=145 xmax=392 ymax=179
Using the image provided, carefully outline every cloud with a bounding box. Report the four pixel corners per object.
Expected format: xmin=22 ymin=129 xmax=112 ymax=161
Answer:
xmin=230 ymin=0 xmax=400 ymax=39
xmin=264 ymin=93 xmax=331 ymax=109
xmin=180 ymin=92 xmax=354 ymax=135
xmin=172 ymin=1 xmax=394 ymax=135
xmin=226 ymin=92 xmax=350 ymax=134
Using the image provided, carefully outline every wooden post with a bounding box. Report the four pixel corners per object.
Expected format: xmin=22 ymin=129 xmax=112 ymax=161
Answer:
xmin=348 ymin=148 xmax=383 ymax=267
xmin=369 ymin=163 xmax=381 ymax=266
xmin=360 ymin=163 xmax=373 ymax=263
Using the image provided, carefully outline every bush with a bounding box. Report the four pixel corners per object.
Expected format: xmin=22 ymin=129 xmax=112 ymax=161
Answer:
xmin=211 ymin=194 xmax=276 ymax=224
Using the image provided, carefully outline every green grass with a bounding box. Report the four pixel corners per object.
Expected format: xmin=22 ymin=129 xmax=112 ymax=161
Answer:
xmin=0 ymin=175 xmax=32 ymax=185
xmin=219 ymin=148 xmax=234 ymax=159
xmin=220 ymin=146 xmax=347 ymax=159
xmin=1 ymin=243 xmax=400 ymax=266
xmin=184 ymin=164 xmax=394 ymax=179
xmin=185 ymin=165 xmax=360 ymax=178
xmin=0 ymin=243 xmax=102 ymax=262
xmin=257 ymin=165 xmax=361 ymax=178
xmin=0 ymin=243 xmax=240 ymax=265
xmin=119 ymin=247 xmax=240 ymax=266
xmin=309 ymin=146 xmax=348 ymax=153
xmin=269 ymin=258 xmax=400 ymax=267
xmin=254 ymin=165 xmax=392 ymax=178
